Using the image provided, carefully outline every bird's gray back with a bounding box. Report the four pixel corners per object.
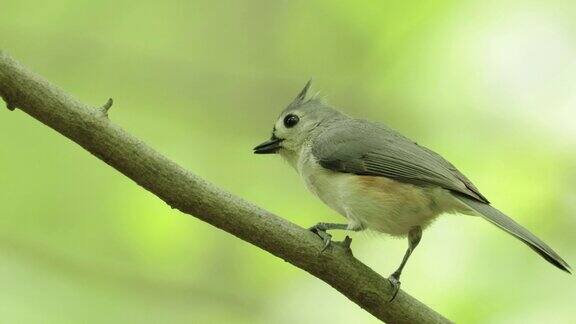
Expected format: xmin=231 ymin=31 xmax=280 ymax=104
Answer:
xmin=311 ymin=119 xmax=489 ymax=203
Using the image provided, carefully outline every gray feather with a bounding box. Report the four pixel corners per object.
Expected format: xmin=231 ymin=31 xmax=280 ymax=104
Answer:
xmin=312 ymin=119 xmax=489 ymax=203
xmin=456 ymin=194 xmax=571 ymax=273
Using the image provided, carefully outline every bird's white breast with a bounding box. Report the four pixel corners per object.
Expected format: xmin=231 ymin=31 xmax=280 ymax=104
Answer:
xmin=289 ymin=145 xmax=464 ymax=236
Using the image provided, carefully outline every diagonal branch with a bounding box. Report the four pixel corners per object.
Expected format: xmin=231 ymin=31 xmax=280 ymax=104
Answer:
xmin=0 ymin=51 xmax=451 ymax=324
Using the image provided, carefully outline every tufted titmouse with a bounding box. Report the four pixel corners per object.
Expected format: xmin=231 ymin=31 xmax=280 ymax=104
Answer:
xmin=253 ymin=81 xmax=571 ymax=300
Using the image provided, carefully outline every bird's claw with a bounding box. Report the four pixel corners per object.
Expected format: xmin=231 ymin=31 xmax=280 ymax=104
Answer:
xmin=309 ymin=224 xmax=333 ymax=252
xmin=387 ymin=273 xmax=401 ymax=302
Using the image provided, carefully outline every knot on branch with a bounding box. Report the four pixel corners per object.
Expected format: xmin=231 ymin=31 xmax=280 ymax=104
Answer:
xmin=4 ymin=100 xmax=16 ymax=111
xmin=342 ymin=235 xmax=353 ymax=254
xmin=98 ymin=98 xmax=113 ymax=117
xmin=0 ymin=90 xmax=17 ymax=111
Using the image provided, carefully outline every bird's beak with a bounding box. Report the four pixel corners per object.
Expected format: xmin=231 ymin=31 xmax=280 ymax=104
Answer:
xmin=253 ymin=135 xmax=283 ymax=154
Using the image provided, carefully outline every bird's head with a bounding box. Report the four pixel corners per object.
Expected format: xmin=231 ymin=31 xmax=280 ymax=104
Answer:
xmin=253 ymin=80 xmax=345 ymax=160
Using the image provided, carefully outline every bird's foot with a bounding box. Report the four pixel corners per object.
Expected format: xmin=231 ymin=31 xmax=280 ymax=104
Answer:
xmin=308 ymin=223 xmax=332 ymax=252
xmin=387 ymin=272 xmax=401 ymax=302
xmin=308 ymin=223 xmax=355 ymax=253
xmin=308 ymin=224 xmax=333 ymax=252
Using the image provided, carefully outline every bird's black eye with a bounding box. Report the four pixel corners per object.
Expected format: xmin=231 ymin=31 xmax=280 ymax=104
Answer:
xmin=283 ymin=114 xmax=299 ymax=128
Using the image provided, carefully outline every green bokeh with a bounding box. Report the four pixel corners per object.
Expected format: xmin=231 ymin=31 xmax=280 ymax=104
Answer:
xmin=1 ymin=1 xmax=575 ymax=323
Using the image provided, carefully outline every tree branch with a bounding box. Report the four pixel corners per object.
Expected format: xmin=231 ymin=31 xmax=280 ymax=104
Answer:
xmin=0 ymin=52 xmax=451 ymax=324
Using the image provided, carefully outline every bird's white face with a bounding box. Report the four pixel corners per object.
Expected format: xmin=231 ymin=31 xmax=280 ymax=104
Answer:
xmin=253 ymin=104 xmax=323 ymax=168
xmin=273 ymin=108 xmax=320 ymax=153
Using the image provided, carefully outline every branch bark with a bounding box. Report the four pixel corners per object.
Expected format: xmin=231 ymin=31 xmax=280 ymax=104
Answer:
xmin=0 ymin=52 xmax=451 ymax=324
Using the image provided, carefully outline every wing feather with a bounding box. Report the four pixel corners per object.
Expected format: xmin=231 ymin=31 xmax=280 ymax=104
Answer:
xmin=312 ymin=120 xmax=489 ymax=203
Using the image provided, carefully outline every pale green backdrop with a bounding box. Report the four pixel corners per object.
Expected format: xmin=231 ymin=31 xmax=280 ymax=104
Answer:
xmin=1 ymin=0 xmax=575 ymax=323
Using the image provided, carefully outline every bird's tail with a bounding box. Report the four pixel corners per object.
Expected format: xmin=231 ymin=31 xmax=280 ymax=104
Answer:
xmin=456 ymin=194 xmax=571 ymax=273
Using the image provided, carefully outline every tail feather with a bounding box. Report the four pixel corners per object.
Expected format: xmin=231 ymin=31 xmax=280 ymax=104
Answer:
xmin=456 ymin=194 xmax=571 ymax=273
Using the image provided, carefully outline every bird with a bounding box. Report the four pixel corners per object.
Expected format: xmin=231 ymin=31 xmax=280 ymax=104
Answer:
xmin=253 ymin=80 xmax=571 ymax=301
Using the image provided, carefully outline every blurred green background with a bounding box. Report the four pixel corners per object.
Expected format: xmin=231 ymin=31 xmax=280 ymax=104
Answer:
xmin=1 ymin=0 xmax=575 ymax=323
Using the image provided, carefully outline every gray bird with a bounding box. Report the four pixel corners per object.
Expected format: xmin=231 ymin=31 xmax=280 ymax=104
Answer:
xmin=253 ymin=80 xmax=571 ymax=300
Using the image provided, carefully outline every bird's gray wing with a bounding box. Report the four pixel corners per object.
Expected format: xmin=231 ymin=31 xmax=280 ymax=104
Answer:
xmin=312 ymin=120 xmax=489 ymax=203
